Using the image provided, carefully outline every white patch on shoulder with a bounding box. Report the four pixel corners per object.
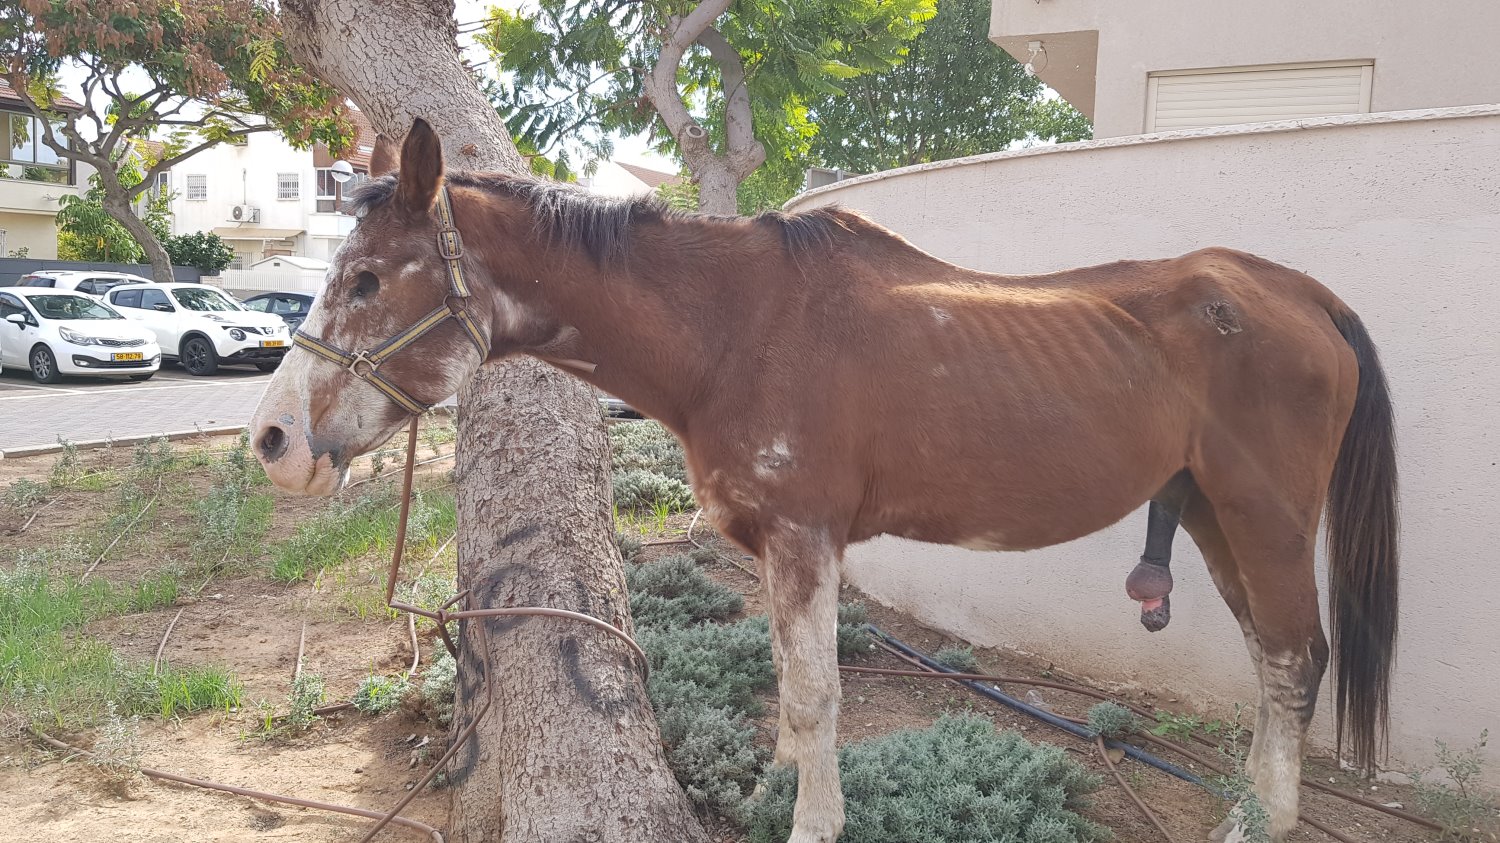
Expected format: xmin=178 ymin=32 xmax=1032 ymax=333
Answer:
xmin=932 ymin=364 xmax=948 ymax=377
xmin=930 ymin=306 xmax=952 ymax=323
xmin=755 ymin=437 xmax=795 ymax=478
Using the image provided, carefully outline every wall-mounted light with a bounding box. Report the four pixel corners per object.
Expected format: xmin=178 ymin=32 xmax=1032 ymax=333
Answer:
xmin=1024 ymin=40 xmax=1048 ymax=77
xmin=328 ymin=159 xmax=355 ymax=184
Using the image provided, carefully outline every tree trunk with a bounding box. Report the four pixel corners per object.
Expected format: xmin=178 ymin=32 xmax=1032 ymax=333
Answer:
xmin=276 ymin=2 xmax=712 ymax=841
xmin=695 ymin=163 xmax=741 ymax=214
xmin=98 ymin=170 xmax=175 ymax=282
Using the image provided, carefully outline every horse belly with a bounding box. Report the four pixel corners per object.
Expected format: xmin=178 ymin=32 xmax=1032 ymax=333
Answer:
xmin=854 ymin=373 xmax=1186 ymax=551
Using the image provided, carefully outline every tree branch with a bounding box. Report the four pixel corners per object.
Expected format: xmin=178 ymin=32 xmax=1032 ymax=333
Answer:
xmin=696 ymin=24 xmax=763 ymax=175
xmin=643 ymin=0 xmax=734 ymax=168
xmin=126 ymin=125 xmax=277 ymax=201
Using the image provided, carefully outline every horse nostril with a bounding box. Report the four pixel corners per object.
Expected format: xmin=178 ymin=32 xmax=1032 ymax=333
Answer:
xmin=257 ymin=425 xmax=289 ymax=463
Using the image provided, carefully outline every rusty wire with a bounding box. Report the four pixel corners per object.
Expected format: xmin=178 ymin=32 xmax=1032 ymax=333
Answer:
xmin=30 ymin=729 xmax=445 ymax=842
xmin=1095 ymin=734 xmax=1178 ymax=843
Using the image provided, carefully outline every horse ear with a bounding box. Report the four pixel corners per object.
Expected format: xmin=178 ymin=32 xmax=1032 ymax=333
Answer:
xmin=396 ymin=117 xmax=443 ymax=214
xmin=367 ymin=133 xmax=397 ymax=178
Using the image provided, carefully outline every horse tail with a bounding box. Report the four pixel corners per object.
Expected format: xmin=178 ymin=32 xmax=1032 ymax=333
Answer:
xmin=1325 ymin=303 xmax=1399 ymax=776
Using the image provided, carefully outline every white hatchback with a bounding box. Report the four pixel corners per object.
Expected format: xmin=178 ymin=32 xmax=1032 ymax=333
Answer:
xmin=14 ymin=270 xmax=152 ymax=299
xmin=105 ymin=282 xmax=291 ymax=375
xmin=0 ymin=287 xmax=161 ymax=383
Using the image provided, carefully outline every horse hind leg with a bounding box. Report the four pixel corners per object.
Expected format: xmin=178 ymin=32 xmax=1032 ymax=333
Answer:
xmin=1205 ymin=494 xmax=1329 ymax=842
xmin=1179 ymin=492 xmax=1272 ymax=841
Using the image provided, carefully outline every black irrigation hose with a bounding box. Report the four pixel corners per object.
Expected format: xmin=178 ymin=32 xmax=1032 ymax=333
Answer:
xmin=864 ymin=624 xmax=1219 ymax=793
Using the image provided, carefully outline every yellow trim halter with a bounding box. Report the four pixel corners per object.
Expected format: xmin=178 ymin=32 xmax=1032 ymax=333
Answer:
xmin=291 ymin=186 xmax=487 ymax=414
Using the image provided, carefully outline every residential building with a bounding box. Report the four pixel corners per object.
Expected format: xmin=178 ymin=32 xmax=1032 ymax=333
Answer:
xmin=988 ymin=0 xmax=1500 ymax=138
xmin=163 ymin=108 xmax=375 ymax=267
xmin=0 ymin=79 xmax=83 ymax=259
xmin=576 ymin=160 xmax=682 ymax=199
xmin=788 ymin=2 xmax=1500 ymax=780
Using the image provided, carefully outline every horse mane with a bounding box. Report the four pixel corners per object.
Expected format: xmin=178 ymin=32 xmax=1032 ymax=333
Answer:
xmin=347 ymin=172 xmax=873 ymax=266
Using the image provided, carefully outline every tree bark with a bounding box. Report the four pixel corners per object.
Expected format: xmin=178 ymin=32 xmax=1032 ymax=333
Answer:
xmin=641 ymin=7 xmax=765 ymax=214
xmin=96 ymin=170 xmax=175 ymax=282
xmin=276 ymin=2 xmax=711 ymax=841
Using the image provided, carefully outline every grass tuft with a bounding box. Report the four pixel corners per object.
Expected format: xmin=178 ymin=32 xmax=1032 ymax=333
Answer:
xmin=270 ymin=487 xmax=455 ymax=582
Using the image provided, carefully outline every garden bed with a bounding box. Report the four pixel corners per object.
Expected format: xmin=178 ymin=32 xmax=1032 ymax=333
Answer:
xmin=0 ymin=419 xmax=1475 ymax=842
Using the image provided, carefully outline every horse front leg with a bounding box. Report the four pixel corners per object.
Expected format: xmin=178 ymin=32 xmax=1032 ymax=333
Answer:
xmin=762 ymin=526 xmax=844 ymax=843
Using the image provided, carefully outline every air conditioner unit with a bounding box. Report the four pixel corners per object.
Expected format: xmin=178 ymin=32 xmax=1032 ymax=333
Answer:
xmin=228 ymin=204 xmax=260 ymax=223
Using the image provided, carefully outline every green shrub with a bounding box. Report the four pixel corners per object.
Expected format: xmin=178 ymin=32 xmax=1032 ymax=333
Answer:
xmin=745 ymin=714 xmax=1106 ymax=843
xmin=1086 ymin=703 xmax=1139 ymax=738
xmin=353 ymin=674 xmax=411 ymax=714
xmin=617 ymin=532 xmax=643 ymax=562
xmin=1413 ymin=730 xmax=1496 ymax=840
xmin=609 ymin=421 xmax=689 ymax=482
xmin=837 ymin=602 xmax=871 ymax=660
xmin=613 ymin=468 xmax=695 ymax=513
xmin=284 ymin=673 xmax=325 ymax=732
xmin=657 ymin=703 xmax=765 ymax=814
xmin=933 ymin=645 xmax=979 ymax=673
xmin=609 ymin=421 xmax=695 ymax=512
xmin=642 ymin=616 xmax=776 ymax=716
xmin=627 ymin=555 xmax=744 ymax=629
xmin=419 ymin=653 xmax=457 ymax=726
xmin=3 ymin=478 xmax=47 ymax=510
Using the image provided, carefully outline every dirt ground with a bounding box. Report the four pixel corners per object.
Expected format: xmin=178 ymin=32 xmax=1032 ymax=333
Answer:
xmin=0 ymin=435 xmax=1452 ymax=843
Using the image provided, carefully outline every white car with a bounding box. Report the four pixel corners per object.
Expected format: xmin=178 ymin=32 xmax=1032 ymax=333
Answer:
xmin=14 ymin=270 xmax=152 ymax=299
xmin=104 ymin=282 xmax=291 ymax=375
xmin=0 ymin=287 xmax=161 ymax=383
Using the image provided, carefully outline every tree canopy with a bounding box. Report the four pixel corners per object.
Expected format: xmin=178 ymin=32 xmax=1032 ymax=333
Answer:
xmin=805 ymin=0 xmax=1092 ymax=175
xmin=481 ymin=0 xmax=933 ymax=212
xmin=1 ymin=0 xmax=351 ymax=279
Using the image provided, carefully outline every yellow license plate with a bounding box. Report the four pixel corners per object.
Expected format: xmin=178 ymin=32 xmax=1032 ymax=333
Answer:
xmin=112 ymin=352 xmax=144 ymax=362
xmin=260 ymin=340 xmax=287 ymax=348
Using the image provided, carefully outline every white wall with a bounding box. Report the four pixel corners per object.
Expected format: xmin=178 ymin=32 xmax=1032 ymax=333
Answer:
xmin=785 ymin=106 xmax=1500 ymax=780
xmin=991 ymin=0 xmax=1500 ymax=138
xmin=167 ymin=133 xmax=347 ymax=263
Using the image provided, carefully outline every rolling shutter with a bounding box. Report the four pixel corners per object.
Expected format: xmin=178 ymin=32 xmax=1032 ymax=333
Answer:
xmin=1146 ymin=62 xmax=1373 ymax=132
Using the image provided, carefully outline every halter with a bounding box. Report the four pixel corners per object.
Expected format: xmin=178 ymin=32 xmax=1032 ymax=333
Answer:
xmin=292 ymin=186 xmax=488 ymax=414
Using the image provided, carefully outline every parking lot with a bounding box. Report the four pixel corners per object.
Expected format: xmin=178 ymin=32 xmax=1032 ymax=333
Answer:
xmin=0 ymin=365 xmax=273 ymax=453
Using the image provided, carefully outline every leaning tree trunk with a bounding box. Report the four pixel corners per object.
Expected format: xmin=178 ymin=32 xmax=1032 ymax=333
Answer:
xmin=97 ymin=169 xmax=175 ymax=282
xmin=277 ymin=2 xmax=712 ymax=841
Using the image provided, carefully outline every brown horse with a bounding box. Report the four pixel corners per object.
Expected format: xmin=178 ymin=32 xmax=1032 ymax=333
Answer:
xmin=249 ymin=119 xmax=1398 ymax=843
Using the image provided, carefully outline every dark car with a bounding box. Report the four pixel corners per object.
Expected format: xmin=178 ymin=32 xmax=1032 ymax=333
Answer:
xmin=240 ymin=292 xmax=316 ymax=333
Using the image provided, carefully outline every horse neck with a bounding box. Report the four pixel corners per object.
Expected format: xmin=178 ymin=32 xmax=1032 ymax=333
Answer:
xmin=472 ymin=211 xmax=765 ymax=433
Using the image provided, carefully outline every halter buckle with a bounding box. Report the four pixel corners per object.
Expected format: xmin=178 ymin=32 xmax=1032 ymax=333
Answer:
xmin=347 ymin=350 xmax=380 ymax=377
xmin=438 ymin=227 xmax=464 ymax=260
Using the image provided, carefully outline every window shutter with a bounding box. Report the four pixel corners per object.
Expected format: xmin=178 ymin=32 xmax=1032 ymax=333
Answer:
xmin=1147 ymin=62 xmax=1373 ymax=132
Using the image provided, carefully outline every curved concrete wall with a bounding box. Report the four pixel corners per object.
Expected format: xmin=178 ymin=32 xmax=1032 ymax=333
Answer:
xmin=786 ymin=106 xmax=1500 ymax=778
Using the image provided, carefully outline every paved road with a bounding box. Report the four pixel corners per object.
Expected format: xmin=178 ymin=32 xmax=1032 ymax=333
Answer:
xmin=0 ymin=365 xmax=273 ymax=452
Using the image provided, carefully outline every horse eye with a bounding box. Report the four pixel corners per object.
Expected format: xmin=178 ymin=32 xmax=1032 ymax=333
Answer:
xmin=352 ymin=271 xmax=380 ymax=299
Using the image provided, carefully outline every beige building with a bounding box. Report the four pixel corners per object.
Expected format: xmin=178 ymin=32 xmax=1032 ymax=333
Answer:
xmin=788 ymin=3 xmax=1500 ymax=782
xmin=0 ymin=81 xmax=83 ymax=259
xmin=991 ymin=0 xmax=1500 ymax=138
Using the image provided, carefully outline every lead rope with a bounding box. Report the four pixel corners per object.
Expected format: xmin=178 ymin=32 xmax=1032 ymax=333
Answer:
xmin=357 ymin=419 xmax=649 ymax=843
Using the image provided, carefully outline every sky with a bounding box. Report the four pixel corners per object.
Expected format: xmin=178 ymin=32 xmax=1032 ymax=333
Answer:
xmin=53 ymin=0 xmax=678 ymax=176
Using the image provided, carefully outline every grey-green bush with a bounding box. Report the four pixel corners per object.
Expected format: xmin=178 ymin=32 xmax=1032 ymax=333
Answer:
xmin=613 ymin=468 xmax=695 ymax=512
xmin=609 ymin=421 xmax=696 ymax=511
xmin=353 ymin=674 xmax=411 ymax=714
xmin=837 ymin=602 xmax=871 ymax=660
xmin=656 ymin=703 xmax=765 ymax=814
xmin=933 ymin=645 xmax=979 ymax=673
xmin=1086 ymin=703 xmax=1139 ymax=739
xmin=420 ymin=653 xmax=457 ymax=726
xmin=627 ymin=555 xmax=744 ymax=629
xmin=745 ymin=714 xmax=1106 ymax=843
